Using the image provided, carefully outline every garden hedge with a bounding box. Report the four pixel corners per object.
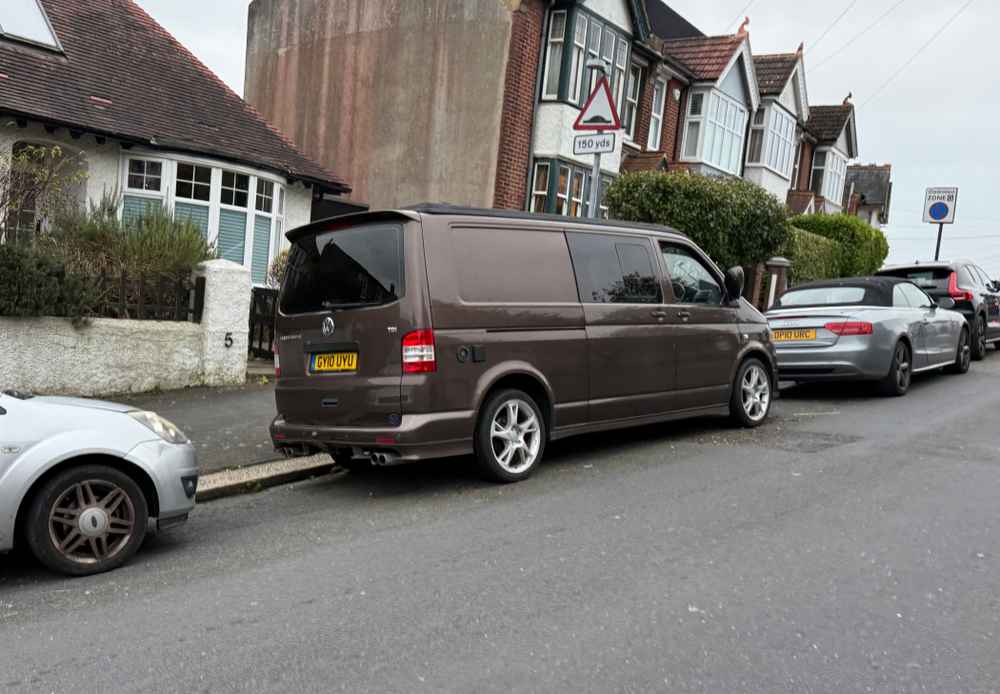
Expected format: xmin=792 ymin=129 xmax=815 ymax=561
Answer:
xmin=605 ymin=171 xmax=790 ymax=270
xmin=789 ymin=213 xmax=888 ymax=277
xmin=783 ymin=227 xmax=840 ymax=284
xmin=0 ymin=243 xmax=99 ymax=320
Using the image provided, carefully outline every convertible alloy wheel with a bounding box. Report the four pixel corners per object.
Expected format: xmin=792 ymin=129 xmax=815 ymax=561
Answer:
xmin=880 ymin=341 xmax=911 ymax=396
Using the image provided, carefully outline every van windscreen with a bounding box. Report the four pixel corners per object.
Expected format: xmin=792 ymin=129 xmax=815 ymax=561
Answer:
xmin=280 ymin=222 xmax=404 ymax=314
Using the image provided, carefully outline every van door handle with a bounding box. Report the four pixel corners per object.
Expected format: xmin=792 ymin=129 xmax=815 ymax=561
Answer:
xmin=677 ymin=310 xmax=692 ymax=321
xmin=650 ymin=310 xmax=667 ymax=320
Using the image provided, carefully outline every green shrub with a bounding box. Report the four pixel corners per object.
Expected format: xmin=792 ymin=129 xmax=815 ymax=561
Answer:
xmin=605 ymin=171 xmax=790 ymax=269
xmin=783 ymin=227 xmax=840 ymax=284
xmin=44 ymin=196 xmax=215 ymax=279
xmin=0 ymin=243 xmax=99 ymax=320
xmin=790 ymin=213 xmax=888 ymax=277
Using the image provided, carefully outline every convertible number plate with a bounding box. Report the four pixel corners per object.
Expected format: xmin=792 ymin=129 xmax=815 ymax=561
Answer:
xmin=772 ymin=328 xmax=817 ymax=342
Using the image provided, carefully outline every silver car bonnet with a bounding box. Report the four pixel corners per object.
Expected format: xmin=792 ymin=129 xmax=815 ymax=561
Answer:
xmin=30 ymin=396 xmax=135 ymax=413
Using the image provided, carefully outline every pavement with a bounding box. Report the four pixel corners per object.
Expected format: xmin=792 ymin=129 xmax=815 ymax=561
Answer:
xmin=117 ymin=380 xmax=279 ymax=475
xmin=3 ymin=355 xmax=1000 ymax=692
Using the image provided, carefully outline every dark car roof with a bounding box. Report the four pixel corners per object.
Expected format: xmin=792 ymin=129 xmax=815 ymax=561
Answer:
xmin=782 ymin=276 xmax=917 ymax=308
xmin=289 ymin=203 xmax=690 ymax=242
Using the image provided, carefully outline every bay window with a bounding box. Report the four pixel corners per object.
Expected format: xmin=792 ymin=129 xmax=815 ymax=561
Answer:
xmin=647 ymin=78 xmax=666 ymax=150
xmin=123 ymin=157 xmax=166 ymax=225
xmin=568 ymin=14 xmax=588 ymax=102
xmin=528 ymin=158 xmax=613 ymax=219
xmin=623 ymin=63 xmax=642 ymax=141
xmin=542 ymin=11 xmax=566 ymax=100
xmin=613 ymin=38 xmax=628 ymax=114
xmin=174 ymin=162 xmax=211 ymax=238
xmin=747 ymin=109 xmax=765 ymax=164
xmin=765 ymin=107 xmax=796 ymax=177
xmin=810 ymin=148 xmax=848 ymax=202
xmin=682 ymin=90 xmax=747 ymax=175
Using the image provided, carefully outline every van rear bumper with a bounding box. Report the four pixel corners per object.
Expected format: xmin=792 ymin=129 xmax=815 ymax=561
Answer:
xmin=269 ymin=411 xmax=475 ymax=462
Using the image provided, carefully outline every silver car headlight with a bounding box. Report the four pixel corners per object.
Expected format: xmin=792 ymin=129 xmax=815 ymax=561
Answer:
xmin=128 ymin=411 xmax=189 ymax=444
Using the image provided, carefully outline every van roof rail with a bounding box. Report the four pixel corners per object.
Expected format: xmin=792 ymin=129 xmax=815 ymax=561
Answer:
xmin=404 ymin=203 xmax=688 ymax=238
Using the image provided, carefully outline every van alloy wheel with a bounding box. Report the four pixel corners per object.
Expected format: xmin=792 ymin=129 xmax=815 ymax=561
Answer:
xmin=741 ymin=364 xmax=771 ymax=423
xmin=490 ymin=399 xmax=541 ymax=474
xmin=48 ymin=479 xmax=136 ymax=565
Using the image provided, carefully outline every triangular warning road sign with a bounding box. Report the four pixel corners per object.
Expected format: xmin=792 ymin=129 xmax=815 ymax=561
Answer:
xmin=573 ymin=77 xmax=621 ymax=132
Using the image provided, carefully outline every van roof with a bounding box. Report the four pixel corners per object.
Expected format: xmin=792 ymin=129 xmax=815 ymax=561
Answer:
xmin=287 ymin=203 xmax=688 ymax=242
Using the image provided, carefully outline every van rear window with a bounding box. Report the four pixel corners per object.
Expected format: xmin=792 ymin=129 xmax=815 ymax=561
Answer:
xmin=280 ymin=223 xmax=404 ymax=314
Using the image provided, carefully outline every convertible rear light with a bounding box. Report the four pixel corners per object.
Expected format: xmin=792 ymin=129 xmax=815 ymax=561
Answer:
xmin=402 ymin=329 xmax=436 ymax=374
xmin=948 ymin=272 xmax=975 ymax=302
xmin=824 ymin=321 xmax=873 ymax=336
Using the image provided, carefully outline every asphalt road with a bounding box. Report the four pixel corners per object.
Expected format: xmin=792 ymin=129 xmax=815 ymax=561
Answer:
xmin=117 ymin=381 xmax=279 ymax=474
xmin=3 ymin=354 xmax=1000 ymax=693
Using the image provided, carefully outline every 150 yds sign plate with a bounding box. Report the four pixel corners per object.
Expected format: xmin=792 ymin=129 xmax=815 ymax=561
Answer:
xmin=573 ymin=133 xmax=615 ymax=156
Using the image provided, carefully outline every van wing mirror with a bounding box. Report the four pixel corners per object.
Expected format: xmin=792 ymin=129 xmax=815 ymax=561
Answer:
xmin=724 ymin=266 xmax=745 ymax=303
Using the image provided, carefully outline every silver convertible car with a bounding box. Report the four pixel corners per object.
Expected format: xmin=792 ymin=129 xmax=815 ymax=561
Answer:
xmin=766 ymin=277 xmax=971 ymax=396
xmin=0 ymin=392 xmax=197 ymax=576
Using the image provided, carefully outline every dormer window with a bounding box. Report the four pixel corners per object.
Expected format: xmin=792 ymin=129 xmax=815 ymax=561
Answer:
xmin=1 ymin=0 xmax=62 ymax=51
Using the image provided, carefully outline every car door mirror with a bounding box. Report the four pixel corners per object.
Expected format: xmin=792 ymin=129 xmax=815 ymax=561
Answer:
xmin=935 ymin=296 xmax=956 ymax=310
xmin=724 ymin=266 xmax=745 ymax=304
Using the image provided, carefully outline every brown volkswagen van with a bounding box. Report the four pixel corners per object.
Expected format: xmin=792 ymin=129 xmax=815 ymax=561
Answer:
xmin=270 ymin=204 xmax=776 ymax=482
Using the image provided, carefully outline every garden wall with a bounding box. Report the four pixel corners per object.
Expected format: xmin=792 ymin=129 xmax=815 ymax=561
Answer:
xmin=0 ymin=260 xmax=250 ymax=396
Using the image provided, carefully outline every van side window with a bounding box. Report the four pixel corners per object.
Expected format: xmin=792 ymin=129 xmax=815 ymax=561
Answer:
xmin=660 ymin=243 xmax=723 ymax=305
xmin=567 ymin=233 xmax=662 ymax=304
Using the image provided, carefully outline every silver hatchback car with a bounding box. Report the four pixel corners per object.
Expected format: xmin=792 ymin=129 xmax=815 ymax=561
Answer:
xmin=0 ymin=391 xmax=198 ymax=576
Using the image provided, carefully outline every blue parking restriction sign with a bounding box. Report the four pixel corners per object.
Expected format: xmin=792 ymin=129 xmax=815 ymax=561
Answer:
xmin=928 ymin=202 xmax=949 ymax=221
xmin=923 ymin=187 xmax=958 ymax=224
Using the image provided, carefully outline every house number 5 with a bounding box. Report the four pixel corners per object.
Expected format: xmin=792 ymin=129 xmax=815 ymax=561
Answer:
xmin=224 ymin=332 xmax=234 ymax=348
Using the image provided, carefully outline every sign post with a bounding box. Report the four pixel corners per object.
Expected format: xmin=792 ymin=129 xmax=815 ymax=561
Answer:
xmin=923 ymin=186 xmax=958 ymax=260
xmin=574 ymin=64 xmax=621 ymax=219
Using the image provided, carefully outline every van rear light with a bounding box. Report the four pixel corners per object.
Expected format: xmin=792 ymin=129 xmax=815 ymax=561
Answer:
xmin=824 ymin=321 xmax=873 ymax=336
xmin=402 ymin=329 xmax=436 ymax=373
xmin=948 ymin=272 xmax=975 ymax=302
xmin=274 ymin=343 xmax=281 ymax=377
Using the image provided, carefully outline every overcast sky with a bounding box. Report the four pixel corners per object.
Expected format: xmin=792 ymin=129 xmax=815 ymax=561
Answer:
xmin=136 ymin=0 xmax=999 ymax=274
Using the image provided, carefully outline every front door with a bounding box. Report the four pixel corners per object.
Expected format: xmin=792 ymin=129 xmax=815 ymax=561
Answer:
xmin=658 ymin=242 xmax=740 ymax=409
xmin=566 ymin=232 xmax=676 ymax=423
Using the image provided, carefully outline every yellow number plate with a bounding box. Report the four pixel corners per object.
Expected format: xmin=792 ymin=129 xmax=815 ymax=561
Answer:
xmin=772 ymin=328 xmax=817 ymax=342
xmin=311 ymin=352 xmax=358 ymax=372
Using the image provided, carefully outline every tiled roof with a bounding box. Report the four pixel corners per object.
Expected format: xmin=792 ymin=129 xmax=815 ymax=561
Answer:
xmin=806 ymin=105 xmax=853 ymax=143
xmin=846 ymin=165 xmax=892 ymax=205
xmin=0 ymin=0 xmax=349 ymax=193
xmin=754 ymin=53 xmax=797 ymax=96
xmin=661 ymin=34 xmax=744 ymax=81
xmin=621 ymin=151 xmax=670 ymax=173
xmin=644 ymin=1 xmax=704 ymax=40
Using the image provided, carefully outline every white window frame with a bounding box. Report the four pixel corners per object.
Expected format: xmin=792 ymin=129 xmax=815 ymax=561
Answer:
xmin=764 ymin=106 xmax=796 ymax=179
xmin=647 ymin=78 xmax=666 ymax=150
xmin=542 ymin=10 xmax=566 ymax=100
xmin=124 ymin=156 xmax=168 ymax=198
xmin=681 ymin=89 xmax=747 ymax=176
xmin=555 ymin=165 xmax=571 ymax=215
xmin=530 ymin=161 xmax=550 ymax=213
xmin=220 ymin=170 xmax=251 ymax=209
xmin=613 ymin=37 xmax=629 ymax=114
xmin=746 ymin=108 xmax=766 ymax=165
xmin=623 ymin=62 xmax=642 ymax=142
xmin=680 ymin=90 xmax=706 ymax=160
xmin=809 ymin=148 xmax=847 ymax=204
xmin=174 ymin=161 xmax=212 ymax=203
xmin=569 ymin=170 xmax=586 ymax=217
xmin=569 ymin=14 xmax=588 ymax=103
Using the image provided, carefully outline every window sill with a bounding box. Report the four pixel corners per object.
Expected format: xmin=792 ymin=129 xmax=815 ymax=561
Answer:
xmin=743 ymin=163 xmax=792 ymax=180
xmin=622 ymin=139 xmax=641 ymax=151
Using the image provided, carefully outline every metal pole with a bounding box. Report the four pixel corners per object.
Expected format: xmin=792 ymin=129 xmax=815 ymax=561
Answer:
xmin=589 ymin=151 xmax=602 ymax=219
xmin=934 ymin=222 xmax=944 ymax=260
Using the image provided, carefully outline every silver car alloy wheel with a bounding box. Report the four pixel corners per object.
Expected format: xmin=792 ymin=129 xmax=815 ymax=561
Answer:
xmin=741 ymin=364 xmax=771 ymax=423
xmin=490 ymin=398 xmax=542 ymax=474
xmin=48 ymin=479 xmax=136 ymax=565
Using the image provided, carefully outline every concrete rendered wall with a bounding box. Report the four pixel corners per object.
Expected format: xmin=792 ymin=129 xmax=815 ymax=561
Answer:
xmin=245 ymin=0 xmax=516 ymax=209
xmin=0 ymin=261 xmax=250 ymax=397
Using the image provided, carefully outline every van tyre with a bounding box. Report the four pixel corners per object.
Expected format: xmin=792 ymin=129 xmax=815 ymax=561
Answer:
xmin=946 ymin=326 xmax=972 ymax=375
xmin=730 ymin=358 xmax=772 ymax=427
xmin=971 ymin=315 xmax=988 ymax=361
xmin=25 ymin=465 xmax=148 ymax=577
xmin=475 ymin=389 xmax=546 ymax=483
xmin=879 ymin=341 xmax=912 ymax=397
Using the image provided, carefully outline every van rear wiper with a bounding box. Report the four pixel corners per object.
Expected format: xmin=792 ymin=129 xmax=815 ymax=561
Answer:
xmin=320 ymin=301 xmax=385 ymax=310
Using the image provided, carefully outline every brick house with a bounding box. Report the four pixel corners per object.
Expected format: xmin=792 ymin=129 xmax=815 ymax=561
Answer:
xmin=0 ymin=0 xmax=350 ymax=285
